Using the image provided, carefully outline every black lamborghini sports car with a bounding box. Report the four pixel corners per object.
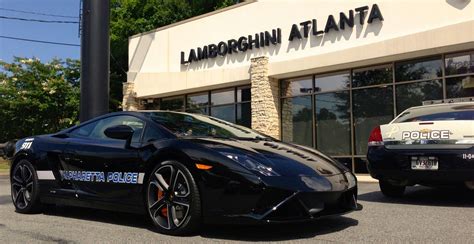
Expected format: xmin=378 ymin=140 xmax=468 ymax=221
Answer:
xmin=10 ymin=111 xmax=359 ymax=235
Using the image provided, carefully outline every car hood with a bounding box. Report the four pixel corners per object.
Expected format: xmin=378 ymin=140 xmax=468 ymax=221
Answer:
xmin=184 ymin=137 xmax=348 ymax=177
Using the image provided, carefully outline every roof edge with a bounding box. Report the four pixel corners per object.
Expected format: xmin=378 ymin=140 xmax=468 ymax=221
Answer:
xmin=129 ymin=0 xmax=257 ymax=40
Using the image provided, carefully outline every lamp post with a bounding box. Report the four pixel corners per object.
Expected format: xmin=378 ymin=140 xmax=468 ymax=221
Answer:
xmin=80 ymin=0 xmax=110 ymax=122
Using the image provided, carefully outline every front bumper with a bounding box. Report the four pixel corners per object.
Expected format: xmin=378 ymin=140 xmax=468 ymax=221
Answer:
xmin=217 ymin=186 xmax=360 ymax=224
xmin=367 ymin=145 xmax=474 ymax=184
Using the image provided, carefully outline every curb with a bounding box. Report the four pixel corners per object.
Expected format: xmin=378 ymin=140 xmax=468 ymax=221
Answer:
xmin=356 ymin=175 xmax=378 ymax=183
xmin=0 ymin=172 xmax=9 ymax=176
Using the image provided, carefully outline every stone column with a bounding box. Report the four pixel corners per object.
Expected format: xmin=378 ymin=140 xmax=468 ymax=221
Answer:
xmin=122 ymin=82 xmax=141 ymax=111
xmin=250 ymin=56 xmax=280 ymax=139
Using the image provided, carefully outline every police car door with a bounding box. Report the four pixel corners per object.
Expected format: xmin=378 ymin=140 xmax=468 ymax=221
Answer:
xmin=63 ymin=115 xmax=145 ymax=207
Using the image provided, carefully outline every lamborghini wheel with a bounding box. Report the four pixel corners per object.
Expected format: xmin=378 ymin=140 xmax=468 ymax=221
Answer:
xmin=146 ymin=160 xmax=201 ymax=235
xmin=11 ymin=159 xmax=42 ymax=213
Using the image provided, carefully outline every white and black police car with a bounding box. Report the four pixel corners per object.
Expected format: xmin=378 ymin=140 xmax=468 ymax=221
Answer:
xmin=367 ymin=99 xmax=474 ymax=197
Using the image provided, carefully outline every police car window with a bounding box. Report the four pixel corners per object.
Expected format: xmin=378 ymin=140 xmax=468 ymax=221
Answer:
xmin=143 ymin=125 xmax=164 ymax=143
xmin=394 ymin=106 xmax=474 ymax=123
xmin=70 ymin=121 xmax=99 ymax=137
xmin=89 ymin=116 xmax=144 ymax=143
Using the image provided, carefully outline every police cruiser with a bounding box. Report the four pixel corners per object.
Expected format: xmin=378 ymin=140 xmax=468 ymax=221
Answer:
xmin=367 ymin=99 xmax=474 ymax=197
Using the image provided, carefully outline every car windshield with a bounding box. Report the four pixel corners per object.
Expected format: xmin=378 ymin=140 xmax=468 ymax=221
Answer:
xmin=142 ymin=111 xmax=271 ymax=140
xmin=392 ymin=104 xmax=474 ymax=123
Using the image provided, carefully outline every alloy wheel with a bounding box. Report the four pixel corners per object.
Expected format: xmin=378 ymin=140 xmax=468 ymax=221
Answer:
xmin=11 ymin=164 xmax=34 ymax=209
xmin=148 ymin=165 xmax=191 ymax=230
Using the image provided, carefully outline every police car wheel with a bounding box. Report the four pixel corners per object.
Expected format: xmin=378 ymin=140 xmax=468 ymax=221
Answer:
xmin=11 ymin=160 xmax=42 ymax=213
xmin=146 ymin=160 xmax=201 ymax=235
xmin=379 ymin=180 xmax=405 ymax=197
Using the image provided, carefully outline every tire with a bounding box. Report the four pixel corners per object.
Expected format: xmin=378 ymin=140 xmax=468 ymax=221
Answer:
xmin=379 ymin=180 xmax=405 ymax=197
xmin=10 ymin=159 xmax=42 ymax=213
xmin=146 ymin=160 xmax=201 ymax=236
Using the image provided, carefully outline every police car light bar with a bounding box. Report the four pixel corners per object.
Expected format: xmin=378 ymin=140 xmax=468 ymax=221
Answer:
xmin=422 ymin=97 xmax=474 ymax=105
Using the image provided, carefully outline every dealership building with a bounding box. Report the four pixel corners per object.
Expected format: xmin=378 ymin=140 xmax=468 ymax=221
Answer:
xmin=123 ymin=0 xmax=474 ymax=173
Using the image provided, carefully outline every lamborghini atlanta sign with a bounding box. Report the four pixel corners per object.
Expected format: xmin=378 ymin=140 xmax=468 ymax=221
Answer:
xmin=180 ymin=4 xmax=384 ymax=64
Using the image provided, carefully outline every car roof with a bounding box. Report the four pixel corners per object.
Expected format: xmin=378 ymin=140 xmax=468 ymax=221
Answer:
xmin=391 ymin=101 xmax=474 ymax=124
xmin=404 ymin=101 xmax=474 ymax=111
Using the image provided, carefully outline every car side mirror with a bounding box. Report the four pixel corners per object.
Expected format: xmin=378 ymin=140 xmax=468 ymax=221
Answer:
xmin=104 ymin=125 xmax=134 ymax=148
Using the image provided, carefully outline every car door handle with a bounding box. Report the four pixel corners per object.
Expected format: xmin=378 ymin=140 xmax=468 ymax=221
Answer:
xmin=64 ymin=150 xmax=82 ymax=163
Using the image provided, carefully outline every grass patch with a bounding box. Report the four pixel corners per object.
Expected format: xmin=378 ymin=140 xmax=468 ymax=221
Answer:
xmin=0 ymin=158 xmax=10 ymax=172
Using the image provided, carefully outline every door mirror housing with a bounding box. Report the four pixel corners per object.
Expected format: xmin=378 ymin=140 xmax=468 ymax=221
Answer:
xmin=104 ymin=125 xmax=134 ymax=148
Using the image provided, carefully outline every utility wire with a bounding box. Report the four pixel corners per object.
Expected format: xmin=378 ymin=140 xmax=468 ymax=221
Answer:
xmin=0 ymin=15 xmax=79 ymax=24
xmin=0 ymin=35 xmax=80 ymax=47
xmin=0 ymin=7 xmax=79 ymax=19
xmin=111 ymin=53 xmax=128 ymax=75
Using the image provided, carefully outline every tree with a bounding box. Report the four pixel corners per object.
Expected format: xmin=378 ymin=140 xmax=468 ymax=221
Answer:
xmin=109 ymin=0 xmax=237 ymax=110
xmin=0 ymin=57 xmax=80 ymax=142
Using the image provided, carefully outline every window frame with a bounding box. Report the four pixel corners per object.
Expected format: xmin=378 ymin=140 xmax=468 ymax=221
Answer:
xmin=68 ymin=114 xmax=147 ymax=145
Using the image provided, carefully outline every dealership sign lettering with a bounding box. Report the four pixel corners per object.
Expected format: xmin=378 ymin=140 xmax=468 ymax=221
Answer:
xmin=181 ymin=4 xmax=383 ymax=64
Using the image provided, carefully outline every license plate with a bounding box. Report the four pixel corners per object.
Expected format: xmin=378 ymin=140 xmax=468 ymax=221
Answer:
xmin=411 ymin=156 xmax=439 ymax=170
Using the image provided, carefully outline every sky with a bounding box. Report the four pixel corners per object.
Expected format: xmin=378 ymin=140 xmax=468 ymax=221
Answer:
xmin=0 ymin=0 xmax=80 ymax=63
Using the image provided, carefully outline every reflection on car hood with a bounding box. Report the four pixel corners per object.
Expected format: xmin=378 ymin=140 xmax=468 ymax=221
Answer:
xmin=184 ymin=137 xmax=348 ymax=177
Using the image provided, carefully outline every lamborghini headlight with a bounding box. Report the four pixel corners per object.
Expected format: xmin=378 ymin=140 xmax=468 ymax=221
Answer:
xmin=344 ymin=171 xmax=357 ymax=188
xmin=222 ymin=152 xmax=280 ymax=177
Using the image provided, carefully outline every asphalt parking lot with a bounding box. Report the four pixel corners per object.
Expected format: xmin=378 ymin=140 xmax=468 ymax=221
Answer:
xmin=0 ymin=174 xmax=473 ymax=243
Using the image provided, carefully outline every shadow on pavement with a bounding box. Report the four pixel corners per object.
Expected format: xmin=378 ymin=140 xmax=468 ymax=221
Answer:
xmin=200 ymin=216 xmax=358 ymax=242
xmin=358 ymin=185 xmax=474 ymax=207
xmin=41 ymin=205 xmax=358 ymax=241
xmin=42 ymin=206 xmax=154 ymax=230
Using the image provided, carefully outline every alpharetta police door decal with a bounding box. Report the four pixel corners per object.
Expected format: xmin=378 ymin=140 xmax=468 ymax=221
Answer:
xmin=59 ymin=171 xmax=145 ymax=184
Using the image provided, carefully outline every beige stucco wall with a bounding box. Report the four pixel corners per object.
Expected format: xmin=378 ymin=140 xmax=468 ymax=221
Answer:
xmin=127 ymin=0 xmax=474 ymax=99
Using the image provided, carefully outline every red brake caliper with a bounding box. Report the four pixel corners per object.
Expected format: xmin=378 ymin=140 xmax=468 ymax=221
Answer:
xmin=157 ymin=189 xmax=167 ymax=217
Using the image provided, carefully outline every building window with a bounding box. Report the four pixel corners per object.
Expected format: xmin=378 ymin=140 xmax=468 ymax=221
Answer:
xmin=353 ymin=86 xmax=394 ymax=155
xmin=396 ymin=80 xmax=443 ymax=112
xmin=154 ymin=86 xmax=252 ymax=127
xmin=445 ymin=51 xmax=474 ymax=98
xmin=210 ymin=88 xmax=236 ymax=123
xmin=236 ymin=86 xmax=251 ymax=128
xmin=446 ymin=75 xmax=474 ymax=98
xmin=237 ymin=86 xmax=251 ymax=102
xmin=445 ymin=51 xmax=474 ymax=76
xmin=160 ymin=96 xmax=184 ymax=111
xmin=211 ymin=88 xmax=234 ymax=106
xmin=354 ymin=158 xmax=369 ymax=174
xmin=211 ymin=104 xmax=235 ymax=122
xmin=281 ymin=76 xmax=313 ymax=97
xmin=186 ymin=92 xmax=209 ymax=115
xmin=395 ymin=56 xmax=442 ymax=82
xmin=315 ymin=92 xmax=351 ymax=155
xmin=352 ymin=65 xmax=392 ymax=88
xmin=280 ymin=51 xmax=473 ymax=174
xmin=315 ymin=72 xmax=350 ymax=92
xmin=281 ymin=95 xmax=313 ymax=147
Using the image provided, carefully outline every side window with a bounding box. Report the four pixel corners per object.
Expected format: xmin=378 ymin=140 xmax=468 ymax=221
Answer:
xmin=142 ymin=125 xmax=164 ymax=143
xmin=88 ymin=116 xmax=145 ymax=143
xmin=70 ymin=121 xmax=99 ymax=137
